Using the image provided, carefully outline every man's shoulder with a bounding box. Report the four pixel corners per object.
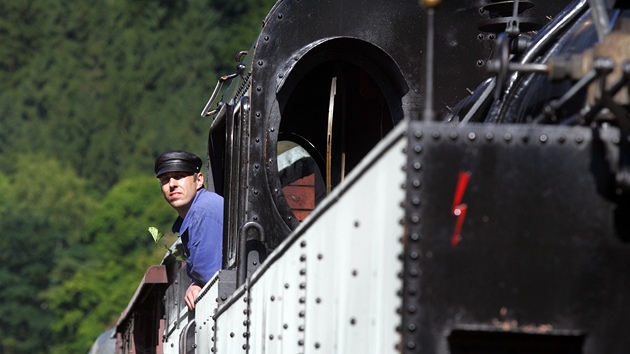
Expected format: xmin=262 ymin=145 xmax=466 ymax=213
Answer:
xmin=191 ymin=189 xmax=224 ymax=218
xmin=196 ymin=189 xmax=223 ymax=206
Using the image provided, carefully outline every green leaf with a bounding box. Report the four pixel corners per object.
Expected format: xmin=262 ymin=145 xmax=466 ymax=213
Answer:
xmin=148 ymin=226 xmax=162 ymax=243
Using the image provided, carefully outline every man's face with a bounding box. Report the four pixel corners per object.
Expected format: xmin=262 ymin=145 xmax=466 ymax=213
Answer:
xmin=159 ymin=171 xmax=204 ymax=217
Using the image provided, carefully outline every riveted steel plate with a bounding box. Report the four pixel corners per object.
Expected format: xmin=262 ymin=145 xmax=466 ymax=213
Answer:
xmin=403 ymin=121 xmax=630 ymax=353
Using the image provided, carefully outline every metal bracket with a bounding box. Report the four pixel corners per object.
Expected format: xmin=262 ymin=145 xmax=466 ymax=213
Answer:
xmin=200 ymin=64 xmax=246 ymax=117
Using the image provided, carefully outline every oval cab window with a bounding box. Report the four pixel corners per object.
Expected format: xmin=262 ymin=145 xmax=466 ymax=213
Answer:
xmin=277 ymin=140 xmax=325 ymax=221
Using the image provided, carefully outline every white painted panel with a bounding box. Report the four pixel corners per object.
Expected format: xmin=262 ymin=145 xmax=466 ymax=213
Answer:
xmin=196 ymin=273 xmax=220 ymax=353
xmin=214 ymin=121 xmax=408 ymax=354
xmin=214 ymin=289 xmax=248 ymax=353
xmin=248 ymin=241 xmax=306 ymax=353
xmin=301 ymin=128 xmax=407 ymax=354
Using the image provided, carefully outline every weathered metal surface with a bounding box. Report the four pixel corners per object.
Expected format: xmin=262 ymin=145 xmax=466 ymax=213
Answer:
xmin=404 ymin=121 xmax=630 ymax=353
xmin=214 ymin=121 xmax=408 ymax=353
xmin=115 ymin=265 xmax=169 ymax=354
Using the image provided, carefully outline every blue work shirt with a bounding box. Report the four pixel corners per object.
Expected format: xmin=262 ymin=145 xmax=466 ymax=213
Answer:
xmin=172 ymin=188 xmax=224 ymax=286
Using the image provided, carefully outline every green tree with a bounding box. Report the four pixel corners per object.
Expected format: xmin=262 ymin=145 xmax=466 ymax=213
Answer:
xmin=0 ymin=0 xmax=278 ymax=351
xmin=0 ymin=0 xmax=227 ymax=192
xmin=0 ymin=153 xmax=97 ymax=353
xmin=46 ymin=176 xmax=173 ymax=353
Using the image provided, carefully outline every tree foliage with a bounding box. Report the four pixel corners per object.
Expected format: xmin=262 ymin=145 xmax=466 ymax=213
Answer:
xmin=0 ymin=0 xmax=276 ymax=352
xmin=0 ymin=153 xmax=96 ymax=353
xmin=45 ymin=176 xmax=172 ymax=353
xmin=1 ymin=0 xmax=227 ymax=192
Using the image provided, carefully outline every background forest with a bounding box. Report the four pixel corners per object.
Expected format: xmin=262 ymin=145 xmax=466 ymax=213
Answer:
xmin=0 ymin=0 xmax=275 ymax=352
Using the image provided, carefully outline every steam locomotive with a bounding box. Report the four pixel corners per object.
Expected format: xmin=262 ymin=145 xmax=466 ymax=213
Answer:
xmin=92 ymin=0 xmax=630 ymax=353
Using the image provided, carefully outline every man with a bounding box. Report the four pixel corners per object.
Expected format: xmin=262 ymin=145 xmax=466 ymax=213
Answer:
xmin=155 ymin=150 xmax=223 ymax=310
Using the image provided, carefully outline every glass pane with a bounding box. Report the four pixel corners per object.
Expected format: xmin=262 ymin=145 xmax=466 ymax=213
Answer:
xmin=277 ymin=140 xmax=325 ymax=221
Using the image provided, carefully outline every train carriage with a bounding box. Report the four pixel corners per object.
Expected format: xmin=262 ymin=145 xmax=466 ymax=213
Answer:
xmin=97 ymin=0 xmax=630 ymax=353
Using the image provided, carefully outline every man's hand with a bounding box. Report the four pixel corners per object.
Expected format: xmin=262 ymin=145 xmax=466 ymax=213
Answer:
xmin=185 ymin=283 xmax=202 ymax=310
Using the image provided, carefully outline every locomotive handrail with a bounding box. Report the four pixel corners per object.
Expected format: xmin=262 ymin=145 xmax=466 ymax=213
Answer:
xmin=200 ymin=64 xmax=245 ymax=117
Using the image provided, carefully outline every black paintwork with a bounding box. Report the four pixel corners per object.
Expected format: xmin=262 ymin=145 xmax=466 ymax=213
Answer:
xmin=212 ymin=0 xmax=573 ymax=271
xmin=403 ymin=122 xmax=630 ymax=353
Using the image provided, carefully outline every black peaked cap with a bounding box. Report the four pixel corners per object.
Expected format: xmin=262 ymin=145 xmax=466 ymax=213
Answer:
xmin=154 ymin=150 xmax=202 ymax=177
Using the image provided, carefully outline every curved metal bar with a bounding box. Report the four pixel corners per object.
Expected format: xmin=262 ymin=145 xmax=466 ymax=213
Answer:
xmin=200 ymin=64 xmax=246 ymax=117
xmin=502 ymin=0 xmax=588 ymax=96
xmin=492 ymin=0 xmax=589 ymax=122
xmin=237 ymin=221 xmax=266 ymax=287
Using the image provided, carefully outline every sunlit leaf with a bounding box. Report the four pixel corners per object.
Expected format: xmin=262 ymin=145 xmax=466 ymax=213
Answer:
xmin=148 ymin=226 xmax=162 ymax=243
